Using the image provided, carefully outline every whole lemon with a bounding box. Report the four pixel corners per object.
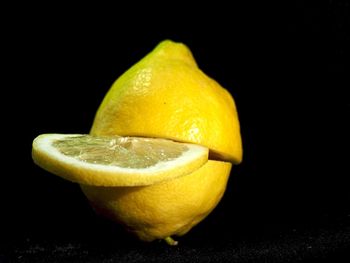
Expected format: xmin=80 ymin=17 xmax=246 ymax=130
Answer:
xmin=83 ymin=40 xmax=242 ymax=244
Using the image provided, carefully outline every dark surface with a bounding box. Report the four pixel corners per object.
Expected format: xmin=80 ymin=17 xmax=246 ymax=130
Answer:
xmin=2 ymin=2 xmax=349 ymax=262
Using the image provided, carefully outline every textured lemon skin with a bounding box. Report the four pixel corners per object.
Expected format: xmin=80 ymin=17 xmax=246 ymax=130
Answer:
xmin=90 ymin=40 xmax=242 ymax=163
xmin=80 ymin=160 xmax=232 ymax=241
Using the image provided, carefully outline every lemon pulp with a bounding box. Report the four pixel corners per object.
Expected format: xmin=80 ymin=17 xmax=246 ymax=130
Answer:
xmin=53 ymin=135 xmax=187 ymax=168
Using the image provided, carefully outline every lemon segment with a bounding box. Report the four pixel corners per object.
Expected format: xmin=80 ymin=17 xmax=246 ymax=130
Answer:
xmin=32 ymin=134 xmax=208 ymax=186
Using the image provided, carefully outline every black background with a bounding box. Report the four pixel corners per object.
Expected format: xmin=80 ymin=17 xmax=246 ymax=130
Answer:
xmin=1 ymin=2 xmax=349 ymax=262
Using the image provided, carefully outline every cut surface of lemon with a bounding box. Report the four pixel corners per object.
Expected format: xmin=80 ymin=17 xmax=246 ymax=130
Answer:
xmin=32 ymin=134 xmax=208 ymax=186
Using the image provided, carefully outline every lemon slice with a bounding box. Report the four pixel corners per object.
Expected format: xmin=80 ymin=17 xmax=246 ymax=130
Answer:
xmin=32 ymin=134 xmax=208 ymax=186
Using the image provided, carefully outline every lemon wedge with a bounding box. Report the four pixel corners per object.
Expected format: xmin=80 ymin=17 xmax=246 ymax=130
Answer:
xmin=32 ymin=134 xmax=208 ymax=186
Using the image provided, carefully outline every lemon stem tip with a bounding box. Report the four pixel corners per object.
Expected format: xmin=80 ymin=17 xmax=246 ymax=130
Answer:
xmin=164 ymin=236 xmax=178 ymax=246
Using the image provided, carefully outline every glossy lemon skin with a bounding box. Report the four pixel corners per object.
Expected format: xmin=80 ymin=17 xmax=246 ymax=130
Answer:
xmin=84 ymin=40 xmax=243 ymax=242
xmin=80 ymin=160 xmax=232 ymax=241
xmin=91 ymin=40 xmax=242 ymax=163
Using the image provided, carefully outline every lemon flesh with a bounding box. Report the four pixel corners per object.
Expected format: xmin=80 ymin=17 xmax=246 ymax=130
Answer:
xmin=32 ymin=134 xmax=208 ymax=186
xmin=91 ymin=40 xmax=242 ymax=163
xmin=81 ymin=160 xmax=232 ymax=242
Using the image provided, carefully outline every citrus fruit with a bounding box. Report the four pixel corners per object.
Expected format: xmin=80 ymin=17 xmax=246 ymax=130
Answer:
xmin=32 ymin=134 xmax=208 ymax=186
xmin=80 ymin=160 xmax=231 ymax=243
xmin=90 ymin=40 xmax=242 ymax=163
xmin=32 ymin=40 xmax=243 ymax=245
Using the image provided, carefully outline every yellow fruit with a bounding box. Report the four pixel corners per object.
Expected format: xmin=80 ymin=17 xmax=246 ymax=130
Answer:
xmin=91 ymin=40 xmax=242 ymax=164
xmin=80 ymin=160 xmax=231 ymax=242
xmin=32 ymin=134 xmax=208 ymax=186
xmin=32 ymin=40 xmax=243 ymax=245
xmin=86 ymin=40 xmax=242 ymax=243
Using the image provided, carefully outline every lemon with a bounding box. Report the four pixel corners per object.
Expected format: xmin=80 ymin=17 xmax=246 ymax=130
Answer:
xmin=91 ymin=40 xmax=242 ymax=163
xmin=80 ymin=160 xmax=231 ymax=243
xmin=32 ymin=40 xmax=243 ymax=245
xmin=32 ymin=134 xmax=208 ymax=186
